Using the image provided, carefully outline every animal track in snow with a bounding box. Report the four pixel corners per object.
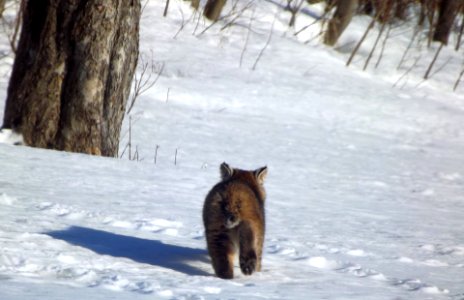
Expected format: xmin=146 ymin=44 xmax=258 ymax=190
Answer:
xmin=420 ymin=244 xmax=464 ymax=256
xmin=422 ymin=259 xmax=449 ymax=267
xmin=397 ymin=256 xmax=450 ymax=267
xmin=437 ymin=172 xmax=462 ymax=181
xmin=103 ymin=217 xmax=183 ymax=236
xmin=266 ymin=243 xmax=300 ymax=257
xmin=96 ymin=274 xmax=154 ymax=294
xmin=390 ymin=278 xmax=449 ymax=295
xmin=312 ymin=255 xmax=449 ymax=295
xmin=35 ymin=202 xmax=87 ymax=220
xmin=36 ymin=201 xmax=185 ymax=239
xmin=267 ymin=238 xmax=453 ymax=296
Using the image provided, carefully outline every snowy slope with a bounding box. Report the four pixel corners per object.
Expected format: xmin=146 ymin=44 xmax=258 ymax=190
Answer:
xmin=1 ymin=1 xmax=464 ymax=299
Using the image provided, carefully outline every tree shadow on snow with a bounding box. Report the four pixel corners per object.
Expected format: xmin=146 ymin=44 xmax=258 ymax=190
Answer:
xmin=45 ymin=226 xmax=211 ymax=276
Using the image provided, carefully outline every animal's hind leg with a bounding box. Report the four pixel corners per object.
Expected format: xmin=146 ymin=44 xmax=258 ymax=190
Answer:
xmin=255 ymin=233 xmax=264 ymax=272
xmin=238 ymin=221 xmax=257 ymax=275
xmin=207 ymin=233 xmax=235 ymax=279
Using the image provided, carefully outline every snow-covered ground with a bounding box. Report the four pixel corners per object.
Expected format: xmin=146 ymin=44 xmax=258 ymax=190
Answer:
xmin=1 ymin=1 xmax=464 ymax=299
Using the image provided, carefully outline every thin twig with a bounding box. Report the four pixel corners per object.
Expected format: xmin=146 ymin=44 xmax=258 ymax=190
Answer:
xmin=364 ymin=21 xmax=386 ymax=70
xmin=375 ymin=23 xmax=391 ymax=69
xmin=134 ymin=145 xmax=139 ymax=161
xmin=221 ymin=0 xmax=254 ymax=31
xmin=368 ymin=0 xmax=394 ymax=65
xmin=163 ymin=0 xmax=170 ymax=17
xmin=127 ymin=56 xmax=164 ymax=115
xmin=453 ymin=66 xmax=464 ymax=91
xmin=294 ymin=15 xmax=323 ymax=37
xmin=304 ymin=30 xmax=323 ymax=44
xmin=252 ymin=13 xmax=276 ymax=71
xmin=141 ymin=0 xmax=150 ymax=15
xmin=287 ymin=0 xmax=305 ymax=28
xmin=346 ymin=16 xmax=376 ymax=67
xmin=198 ymin=0 xmax=247 ymax=36
xmin=154 ymin=145 xmax=159 ymax=164
xmin=5 ymin=0 xmax=24 ymax=53
xmin=456 ymin=11 xmax=464 ymax=51
xmin=192 ymin=9 xmax=204 ymax=35
xmin=397 ymin=26 xmax=420 ymax=70
xmin=120 ymin=144 xmax=128 ymax=159
xmin=393 ymin=55 xmax=421 ymax=88
xmin=198 ymin=1 xmax=240 ymax=36
xmin=429 ymin=56 xmax=452 ymax=78
xmin=424 ymin=43 xmax=443 ymax=80
xmin=240 ymin=7 xmax=255 ymax=68
xmin=173 ymin=6 xmax=186 ymax=39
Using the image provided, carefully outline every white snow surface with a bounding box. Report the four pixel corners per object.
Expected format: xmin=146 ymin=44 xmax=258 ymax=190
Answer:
xmin=1 ymin=1 xmax=464 ymax=299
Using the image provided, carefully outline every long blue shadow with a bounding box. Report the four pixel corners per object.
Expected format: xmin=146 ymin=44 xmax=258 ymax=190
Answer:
xmin=45 ymin=226 xmax=210 ymax=276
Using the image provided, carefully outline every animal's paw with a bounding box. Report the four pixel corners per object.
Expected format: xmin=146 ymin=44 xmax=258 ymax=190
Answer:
xmin=240 ymin=251 xmax=257 ymax=275
xmin=216 ymin=269 xmax=234 ymax=279
xmin=214 ymin=262 xmax=234 ymax=279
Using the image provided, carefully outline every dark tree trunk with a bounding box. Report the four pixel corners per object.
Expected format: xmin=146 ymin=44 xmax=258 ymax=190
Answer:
xmin=2 ymin=0 xmax=141 ymax=157
xmin=418 ymin=0 xmax=427 ymax=26
xmin=433 ymin=0 xmax=459 ymax=45
xmin=374 ymin=0 xmax=394 ymax=23
xmin=324 ymin=0 xmax=358 ymax=46
xmin=191 ymin=0 xmax=200 ymax=10
xmin=359 ymin=0 xmax=374 ymax=15
xmin=203 ymin=0 xmax=226 ymax=21
xmin=0 ymin=0 xmax=5 ymax=18
xmin=394 ymin=0 xmax=410 ymax=21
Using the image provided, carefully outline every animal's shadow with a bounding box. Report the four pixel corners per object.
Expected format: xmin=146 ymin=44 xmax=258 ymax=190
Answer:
xmin=45 ymin=226 xmax=210 ymax=276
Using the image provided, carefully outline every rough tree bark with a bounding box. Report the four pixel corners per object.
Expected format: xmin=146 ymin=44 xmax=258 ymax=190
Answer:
xmin=324 ymin=0 xmax=358 ymax=46
xmin=203 ymin=0 xmax=226 ymax=21
xmin=191 ymin=0 xmax=200 ymax=10
xmin=0 ymin=0 xmax=5 ymax=18
xmin=394 ymin=0 xmax=410 ymax=21
xmin=2 ymin=0 xmax=141 ymax=157
xmin=433 ymin=0 xmax=460 ymax=45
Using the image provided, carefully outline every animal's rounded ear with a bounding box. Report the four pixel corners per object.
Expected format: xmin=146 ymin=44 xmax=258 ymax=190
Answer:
xmin=255 ymin=166 xmax=268 ymax=185
xmin=220 ymin=162 xmax=234 ymax=180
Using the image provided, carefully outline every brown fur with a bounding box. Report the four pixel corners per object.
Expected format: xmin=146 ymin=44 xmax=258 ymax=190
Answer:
xmin=203 ymin=162 xmax=267 ymax=279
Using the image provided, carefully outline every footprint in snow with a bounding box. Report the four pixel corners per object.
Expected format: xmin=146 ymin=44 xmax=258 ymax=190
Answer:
xmin=437 ymin=172 xmax=462 ymax=181
xmin=390 ymin=278 xmax=449 ymax=295
xmin=94 ymin=274 xmax=154 ymax=294
xmin=420 ymin=243 xmax=464 ymax=256
xmin=105 ymin=218 xmax=182 ymax=236
xmin=307 ymin=257 xmax=382 ymax=278
xmin=36 ymin=202 xmax=86 ymax=220
xmin=305 ymin=255 xmax=449 ymax=295
xmin=36 ymin=202 xmax=54 ymax=210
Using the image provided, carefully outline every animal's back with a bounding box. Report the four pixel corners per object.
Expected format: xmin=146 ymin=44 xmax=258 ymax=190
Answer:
xmin=204 ymin=182 xmax=262 ymax=226
xmin=203 ymin=163 xmax=267 ymax=279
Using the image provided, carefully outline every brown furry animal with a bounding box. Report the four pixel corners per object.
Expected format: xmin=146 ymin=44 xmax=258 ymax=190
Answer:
xmin=203 ymin=162 xmax=267 ymax=279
